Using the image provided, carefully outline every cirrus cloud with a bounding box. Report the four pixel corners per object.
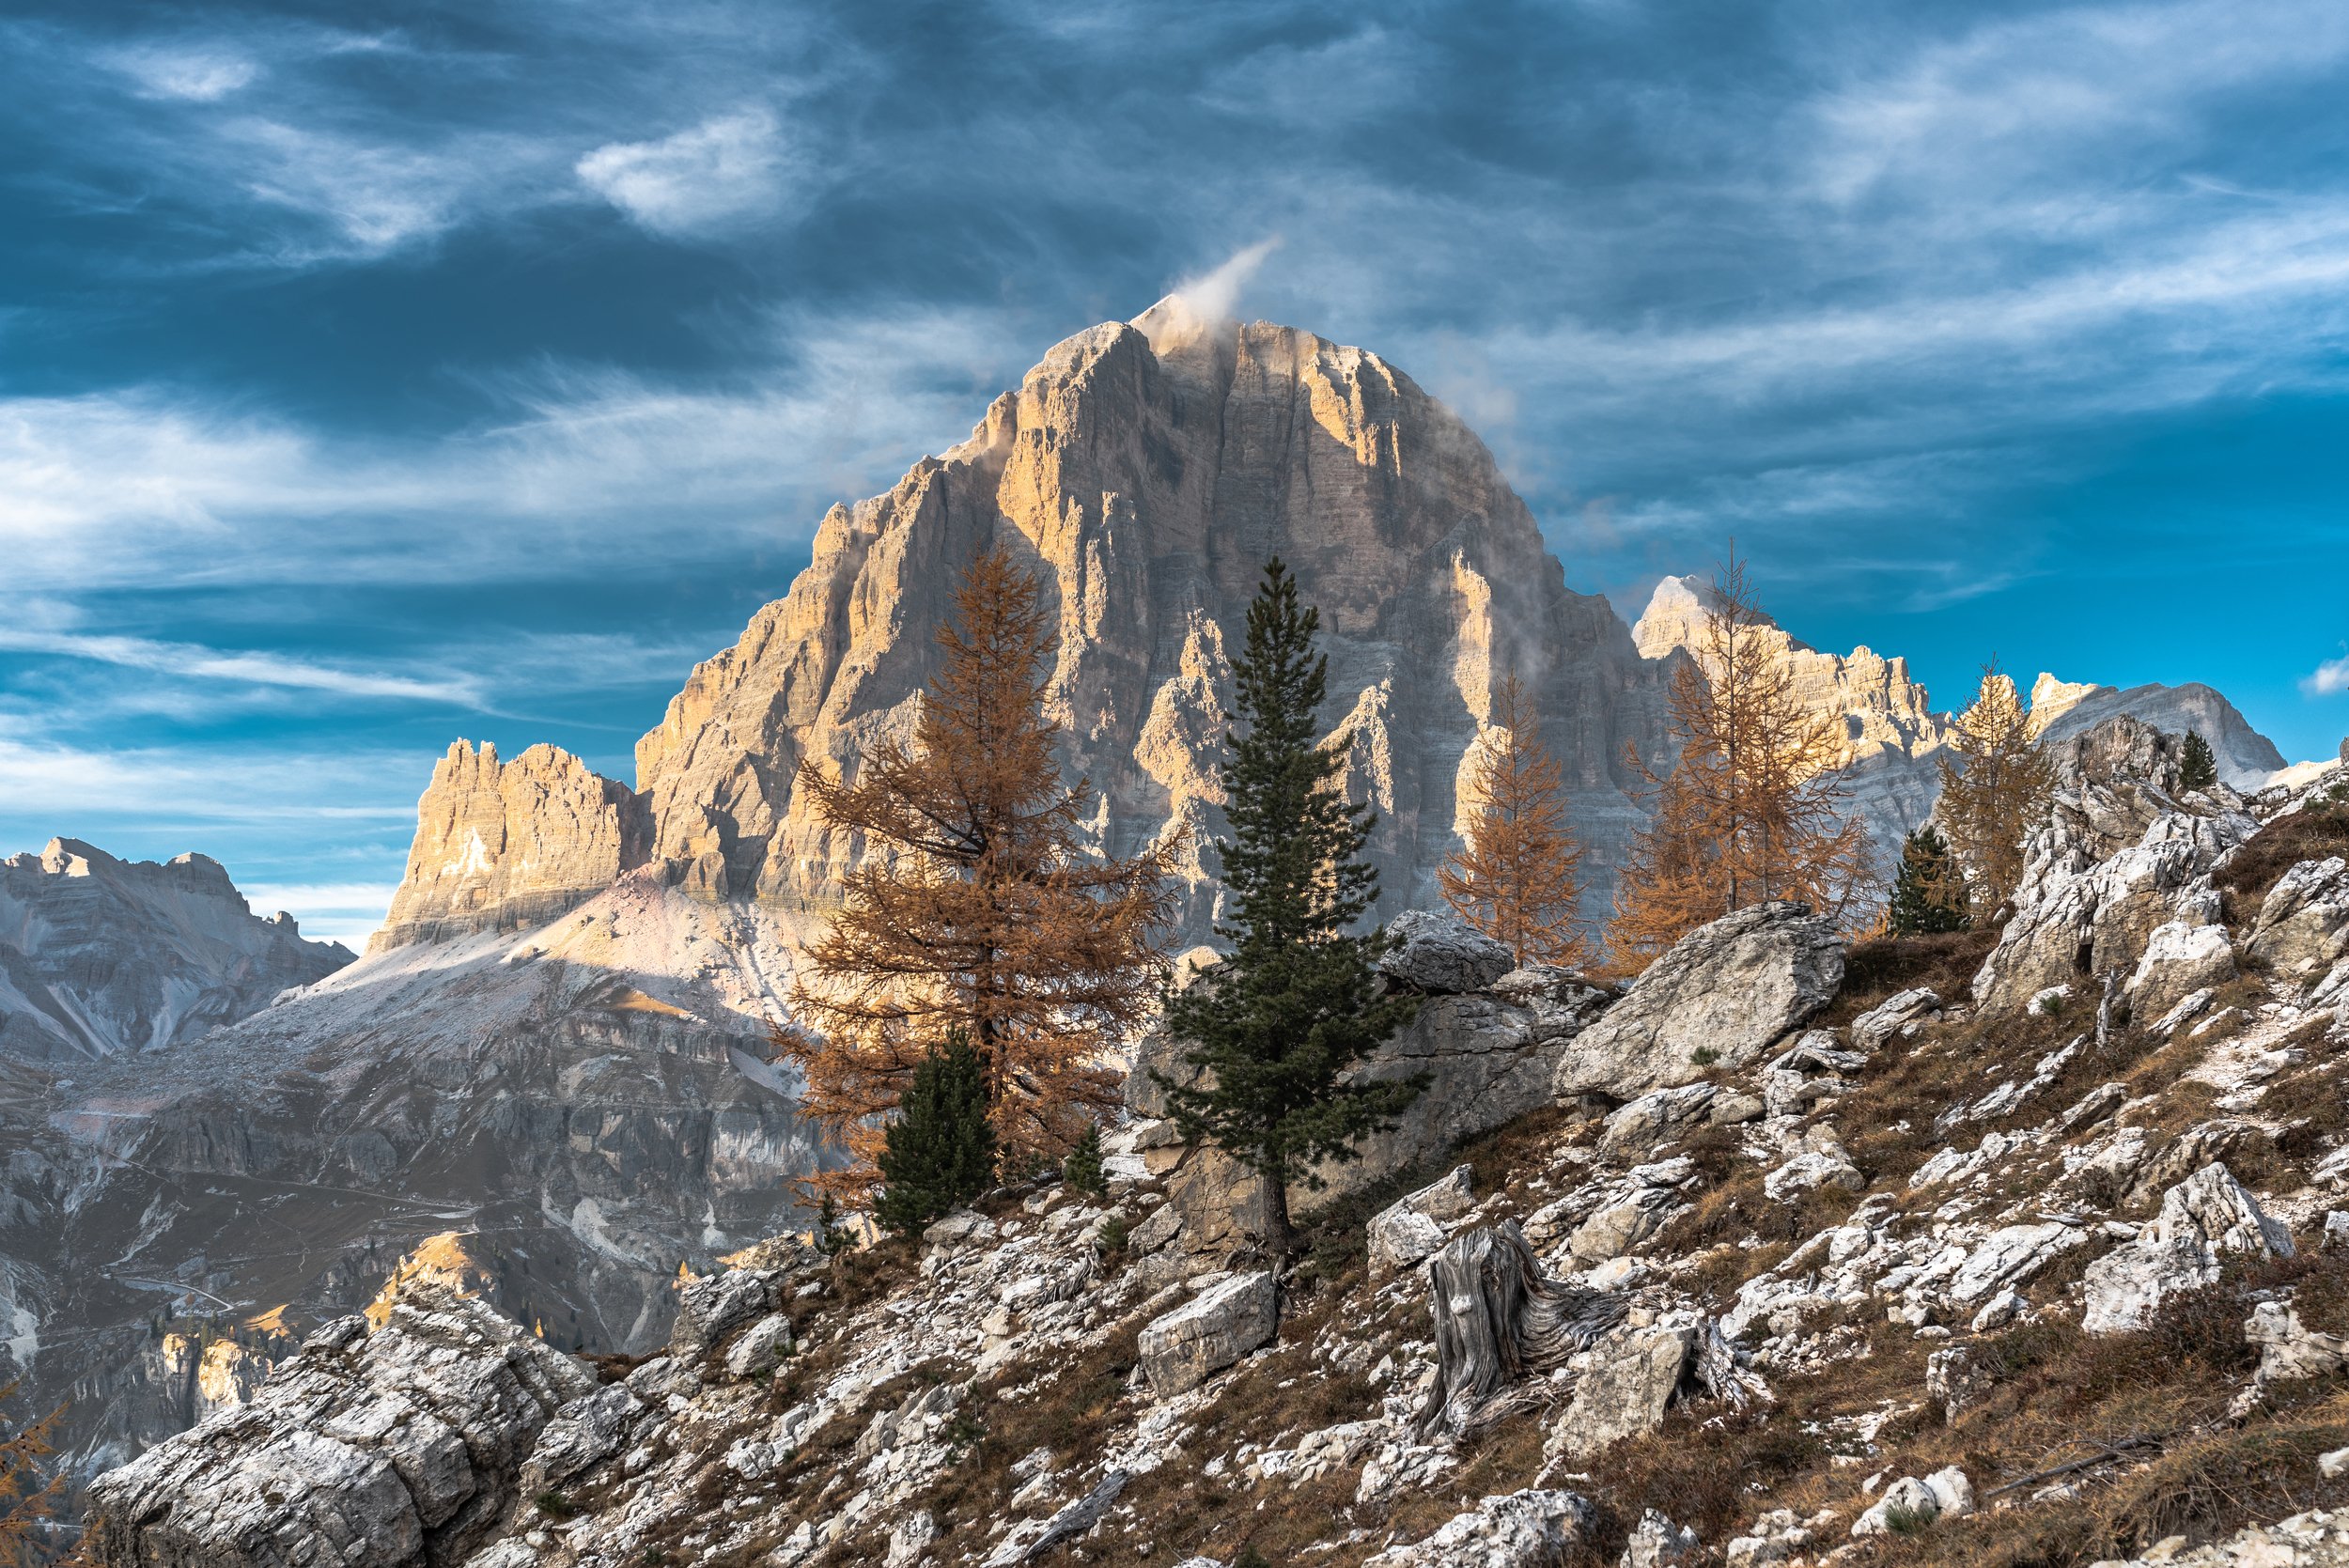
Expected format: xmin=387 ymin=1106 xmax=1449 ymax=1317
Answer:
xmin=576 ymin=108 xmax=797 ymax=238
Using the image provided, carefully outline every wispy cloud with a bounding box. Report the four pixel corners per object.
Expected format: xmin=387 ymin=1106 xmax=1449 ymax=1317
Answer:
xmin=104 ymin=43 xmax=261 ymax=102
xmin=0 ymin=628 xmax=484 ymax=706
xmin=0 ymin=303 xmax=1035 ymax=591
xmin=2307 ymin=652 xmax=2349 ymax=697
xmin=1161 ymin=238 xmax=1283 ymax=323
xmin=577 ymin=108 xmax=798 ymax=238
xmin=0 ymin=726 xmax=416 ymax=824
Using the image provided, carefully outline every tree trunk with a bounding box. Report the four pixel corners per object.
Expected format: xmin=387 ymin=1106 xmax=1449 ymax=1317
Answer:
xmin=1414 ymin=1221 xmax=1629 ymax=1439
xmin=1263 ymin=1168 xmax=1294 ymax=1273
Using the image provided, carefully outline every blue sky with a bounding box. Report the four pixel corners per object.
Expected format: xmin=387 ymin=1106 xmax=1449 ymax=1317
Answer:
xmin=2 ymin=0 xmax=2345 ymax=943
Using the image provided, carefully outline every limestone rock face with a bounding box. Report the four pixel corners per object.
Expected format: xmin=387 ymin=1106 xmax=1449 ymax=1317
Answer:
xmin=624 ymin=306 xmax=1669 ymax=941
xmin=1130 ymin=968 xmax=1606 ymax=1219
xmin=1366 ymin=1165 xmax=1476 ymax=1277
xmin=2248 ymin=858 xmax=2349 ymax=981
xmin=2125 ymin=921 xmax=2237 ymax=1019
xmin=0 ymin=838 xmax=351 ymax=1060
xmin=82 ymin=1283 xmax=598 ymax=1568
xmin=1972 ymin=746 xmax=2257 ymax=1017
xmin=372 ymin=742 xmax=645 ymax=952
xmin=1361 ymin=1489 xmax=1597 ymax=1568
xmin=1548 ymin=1323 xmax=1693 ymax=1462
xmin=2030 ymin=673 xmax=2286 ymax=789
xmin=1331 ymin=987 xmax=1602 ymax=1194
xmin=1634 ymin=576 xmax=1952 ymax=860
xmin=1553 ymin=903 xmax=1845 ymax=1100
xmin=2083 ymin=1162 xmax=2291 ymax=1333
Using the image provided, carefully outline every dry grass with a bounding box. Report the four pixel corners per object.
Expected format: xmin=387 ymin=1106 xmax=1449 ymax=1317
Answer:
xmin=2215 ymin=802 xmax=2349 ymax=926
xmin=1824 ymin=931 xmax=2000 ymax=1028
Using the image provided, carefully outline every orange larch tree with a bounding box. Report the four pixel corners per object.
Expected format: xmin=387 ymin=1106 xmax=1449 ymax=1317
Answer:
xmin=773 ymin=543 xmax=1174 ymax=1200
xmin=1439 ymin=673 xmax=1592 ymax=967
xmin=1609 ymin=549 xmax=1874 ymax=968
xmin=0 ymin=1383 xmax=58 ymax=1567
xmin=1937 ymin=661 xmax=2055 ymax=916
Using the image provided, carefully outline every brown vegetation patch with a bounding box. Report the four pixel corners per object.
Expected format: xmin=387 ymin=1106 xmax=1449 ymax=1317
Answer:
xmin=1826 ymin=930 xmax=2000 ymax=1027
xmin=2215 ymin=801 xmax=2349 ymax=926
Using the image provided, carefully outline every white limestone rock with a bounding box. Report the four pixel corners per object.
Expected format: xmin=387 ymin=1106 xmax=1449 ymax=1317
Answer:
xmin=84 ymin=1285 xmax=596 ymax=1568
xmin=1851 ymin=1476 xmax=1940 ymax=1536
xmin=1367 ymin=1166 xmax=1476 ymax=1277
xmin=2085 ymin=1161 xmax=2291 ymax=1333
xmin=1621 ymin=1510 xmax=1701 ymax=1567
xmin=1548 ymin=1324 xmax=1693 ymax=1463
xmin=1850 ymin=987 xmax=1941 ymax=1053
xmin=2248 ymin=857 xmax=2349 ymax=981
xmin=2125 ymin=921 xmax=2238 ymax=1022
xmin=1949 ymin=1222 xmax=2087 ymax=1307
xmin=1554 ymin=903 xmax=1845 ymax=1099
xmin=1599 ymin=1084 xmax=1719 ymax=1161
xmin=1361 ymin=1488 xmax=1598 ymax=1568
xmin=1139 ymin=1272 xmax=1277 ymax=1397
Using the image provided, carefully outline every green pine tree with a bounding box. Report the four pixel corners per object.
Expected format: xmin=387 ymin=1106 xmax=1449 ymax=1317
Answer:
xmin=1888 ymin=825 xmax=1971 ymax=935
xmin=1062 ymin=1120 xmax=1107 ymax=1199
xmin=2180 ymin=730 xmax=2219 ymax=793
xmin=874 ymin=1030 xmax=998 ymax=1241
xmin=1155 ymin=559 xmax=1423 ymax=1267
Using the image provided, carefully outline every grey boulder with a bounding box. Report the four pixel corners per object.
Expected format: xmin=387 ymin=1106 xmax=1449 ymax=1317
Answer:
xmin=1378 ymin=908 xmax=1517 ymax=995
xmin=1362 ymin=1488 xmax=1598 ymax=1568
xmin=1367 ymin=1166 xmax=1476 ymax=1278
xmin=668 ymin=1265 xmax=784 ymax=1360
xmin=2084 ymin=1161 xmax=2292 ymax=1333
xmin=1547 ymin=1323 xmax=1693 ymax=1462
xmin=1139 ymin=1271 xmax=1278 ymax=1396
xmin=1554 ymin=903 xmax=1844 ymax=1099
xmin=2248 ymin=857 xmax=2349 ymax=982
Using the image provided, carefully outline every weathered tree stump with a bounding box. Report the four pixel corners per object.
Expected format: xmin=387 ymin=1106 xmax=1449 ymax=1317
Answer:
xmin=1414 ymin=1220 xmax=1628 ymax=1437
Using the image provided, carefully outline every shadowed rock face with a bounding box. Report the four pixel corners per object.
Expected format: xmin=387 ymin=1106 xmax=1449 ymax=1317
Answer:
xmin=1 ymin=869 xmax=822 ymax=1501
xmin=0 ymin=838 xmax=352 ymax=1060
xmin=2030 ymin=674 xmax=2286 ymax=790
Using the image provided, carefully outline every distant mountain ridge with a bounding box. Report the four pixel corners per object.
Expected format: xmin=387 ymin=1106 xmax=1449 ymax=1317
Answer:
xmin=0 ymin=837 xmax=351 ymax=1060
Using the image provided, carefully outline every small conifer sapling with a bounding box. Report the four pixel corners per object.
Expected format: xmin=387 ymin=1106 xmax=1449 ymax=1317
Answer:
xmin=874 ymin=1031 xmax=998 ymax=1241
xmin=2179 ymin=730 xmax=2218 ymax=793
xmin=1062 ymin=1120 xmax=1107 ymax=1199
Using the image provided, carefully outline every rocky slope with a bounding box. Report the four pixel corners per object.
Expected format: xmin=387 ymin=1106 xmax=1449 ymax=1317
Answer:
xmin=0 ymin=836 xmax=351 ymax=1060
xmin=80 ymin=721 xmax=2349 ymax=1568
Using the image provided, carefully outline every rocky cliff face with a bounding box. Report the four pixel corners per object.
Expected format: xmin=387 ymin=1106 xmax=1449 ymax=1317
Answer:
xmin=2028 ymin=673 xmax=2288 ymax=789
xmin=372 ymin=742 xmax=646 ymax=952
xmin=1 ymin=863 xmax=821 ymax=1498
xmin=0 ymin=837 xmax=351 ymax=1060
xmin=387 ymin=303 xmax=1669 ymax=946
xmin=1630 ymin=575 xmax=1954 ymax=859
